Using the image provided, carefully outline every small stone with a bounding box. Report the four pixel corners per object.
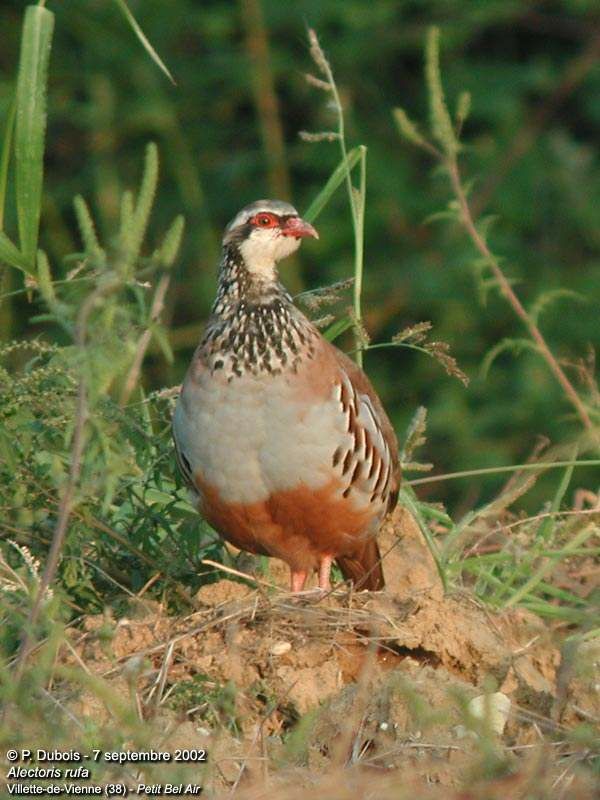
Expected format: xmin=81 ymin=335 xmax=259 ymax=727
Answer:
xmin=270 ymin=641 xmax=292 ymax=656
xmin=468 ymin=692 xmax=511 ymax=735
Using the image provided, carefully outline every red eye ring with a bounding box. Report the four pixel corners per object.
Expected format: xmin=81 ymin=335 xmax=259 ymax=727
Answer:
xmin=251 ymin=212 xmax=278 ymax=228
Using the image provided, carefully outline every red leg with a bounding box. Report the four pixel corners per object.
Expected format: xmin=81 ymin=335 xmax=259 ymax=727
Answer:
xmin=290 ymin=570 xmax=308 ymax=593
xmin=318 ymin=555 xmax=333 ymax=591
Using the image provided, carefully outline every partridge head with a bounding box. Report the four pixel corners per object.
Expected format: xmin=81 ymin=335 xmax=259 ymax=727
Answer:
xmin=225 ymin=199 xmax=318 ymax=269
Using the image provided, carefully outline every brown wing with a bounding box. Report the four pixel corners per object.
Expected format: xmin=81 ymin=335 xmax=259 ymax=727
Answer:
xmin=330 ymin=344 xmax=401 ymax=514
xmin=326 ymin=343 xmax=400 ymax=591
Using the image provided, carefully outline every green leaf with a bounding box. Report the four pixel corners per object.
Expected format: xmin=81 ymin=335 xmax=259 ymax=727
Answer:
xmin=119 ymin=190 xmax=134 ymax=243
xmin=36 ymin=248 xmax=55 ymax=305
xmin=303 ymin=147 xmax=361 ymax=223
xmin=475 ymin=214 xmax=499 ymax=244
xmin=423 ymin=209 xmax=458 ymax=226
xmin=15 ymin=5 xmax=54 ymax=269
xmin=529 ymin=288 xmax=586 ymax=325
xmin=455 ymin=91 xmax=471 ymax=132
xmin=322 ymin=315 xmax=354 ymax=342
xmin=74 ymin=195 xmax=106 ymax=267
xmin=158 ymin=214 xmax=185 ymax=268
xmin=425 ymin=27 xmax=457 ymax=155
xmin=121 ymin=143 xmax=159 ymax=275
xmin=133 ymin=142 xmax=159 ymax=240
xmin=0 ymin=230 xmax=35 ymax=275
xmin=112 ymin=0 xmax=176 ymax=85
xmin=0 ymin=93 xmax=16 ymax=231
xmin=393 ymin=107 xmax=430 ymax=150
xmin=480 ymin=337 xmax=538 ymax=379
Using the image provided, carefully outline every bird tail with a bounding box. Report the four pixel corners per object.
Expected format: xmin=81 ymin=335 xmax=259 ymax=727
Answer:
xmin=336 ymin=539 xmax=385 ymax=591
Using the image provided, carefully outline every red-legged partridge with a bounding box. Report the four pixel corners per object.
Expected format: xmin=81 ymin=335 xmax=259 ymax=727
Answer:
xmin=173 ymin=200 xmax=400 ymax=592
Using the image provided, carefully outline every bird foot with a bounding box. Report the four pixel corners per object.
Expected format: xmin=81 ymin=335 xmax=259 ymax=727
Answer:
xmin=290 ymin=569 xmax=308 ymax=593
xmin=287 ymin=586 xmax=327 ymax=605
xmin=318 ymin=555 xmax=333 ymax=592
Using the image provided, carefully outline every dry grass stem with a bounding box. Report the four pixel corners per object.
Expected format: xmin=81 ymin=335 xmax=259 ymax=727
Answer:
xmin=446 ymin=157 xmax=597 ymax=437
xmin=201 ymin=559 xmax=280 ymax=592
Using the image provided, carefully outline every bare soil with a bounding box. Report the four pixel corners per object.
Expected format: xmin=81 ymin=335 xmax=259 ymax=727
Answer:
xmin=63 ymin=507 xmax=600 ymax=798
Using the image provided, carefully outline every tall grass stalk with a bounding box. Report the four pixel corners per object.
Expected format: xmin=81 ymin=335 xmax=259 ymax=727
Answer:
xmin=408 ymin=458 xmax=600 ymax=486
xmin=394 ymin=26 xmax=599 ymax=443
xmin=306 ymin=29 xmax=367 ymax=367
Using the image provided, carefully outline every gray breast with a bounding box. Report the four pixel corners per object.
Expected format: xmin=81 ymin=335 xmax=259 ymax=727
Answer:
xmin=173 ymin=361 xmax=351 ymax=506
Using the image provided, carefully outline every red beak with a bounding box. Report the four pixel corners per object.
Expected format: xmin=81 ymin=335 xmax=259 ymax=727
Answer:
xmin=281 ymin=216 xmax=319 ymax=240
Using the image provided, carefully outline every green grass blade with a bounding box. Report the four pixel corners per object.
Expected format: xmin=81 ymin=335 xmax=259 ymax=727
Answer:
xmin=503 ymin=524 xmax=597 ymax=609
xmin=303 ymin=146 xmax=361 ymax=223
xmin=398 ymin=484 xmax=447 ymax=591
xmin=322 ymin=315 xmax=354 ymax=343
xmin=535 ymin=447 xmax=576 ymax=542
xmin=417 ymin=503 xmax=453 ymax=527
xmin=533 ymin=580 xmax=587 ymax=607
xmin=519 ymin=602 xmax=588 ymax=624
xmin=0 ymin=230 xmax=35 ymax=275
xmin=0 ymin=94 xmax=16 ymax=231
xmin=15 ymin=5 xmax=54 ymax=269
xmin=112 ymin=0 xmax=176 ymax=85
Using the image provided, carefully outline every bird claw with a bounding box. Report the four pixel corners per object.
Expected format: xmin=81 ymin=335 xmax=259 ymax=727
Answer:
xmin=287 ymin=586 xmax=328 ymax=604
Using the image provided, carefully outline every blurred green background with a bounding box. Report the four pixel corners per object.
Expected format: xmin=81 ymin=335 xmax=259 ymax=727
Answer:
xmin=1 ymin=0 xmax=599 ymax=512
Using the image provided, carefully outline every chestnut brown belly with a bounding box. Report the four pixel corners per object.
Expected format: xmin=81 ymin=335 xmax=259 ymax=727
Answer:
xmin=194 ymin=472 xmax=378 ymax=573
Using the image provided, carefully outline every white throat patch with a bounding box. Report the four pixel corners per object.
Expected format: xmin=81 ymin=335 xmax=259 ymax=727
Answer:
xmin=238 ymin=228 xmax=301 ymax=279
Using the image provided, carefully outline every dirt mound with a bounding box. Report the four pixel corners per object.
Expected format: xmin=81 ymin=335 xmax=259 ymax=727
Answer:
xmin=62 ymin=507 xmax=598 ymax=797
